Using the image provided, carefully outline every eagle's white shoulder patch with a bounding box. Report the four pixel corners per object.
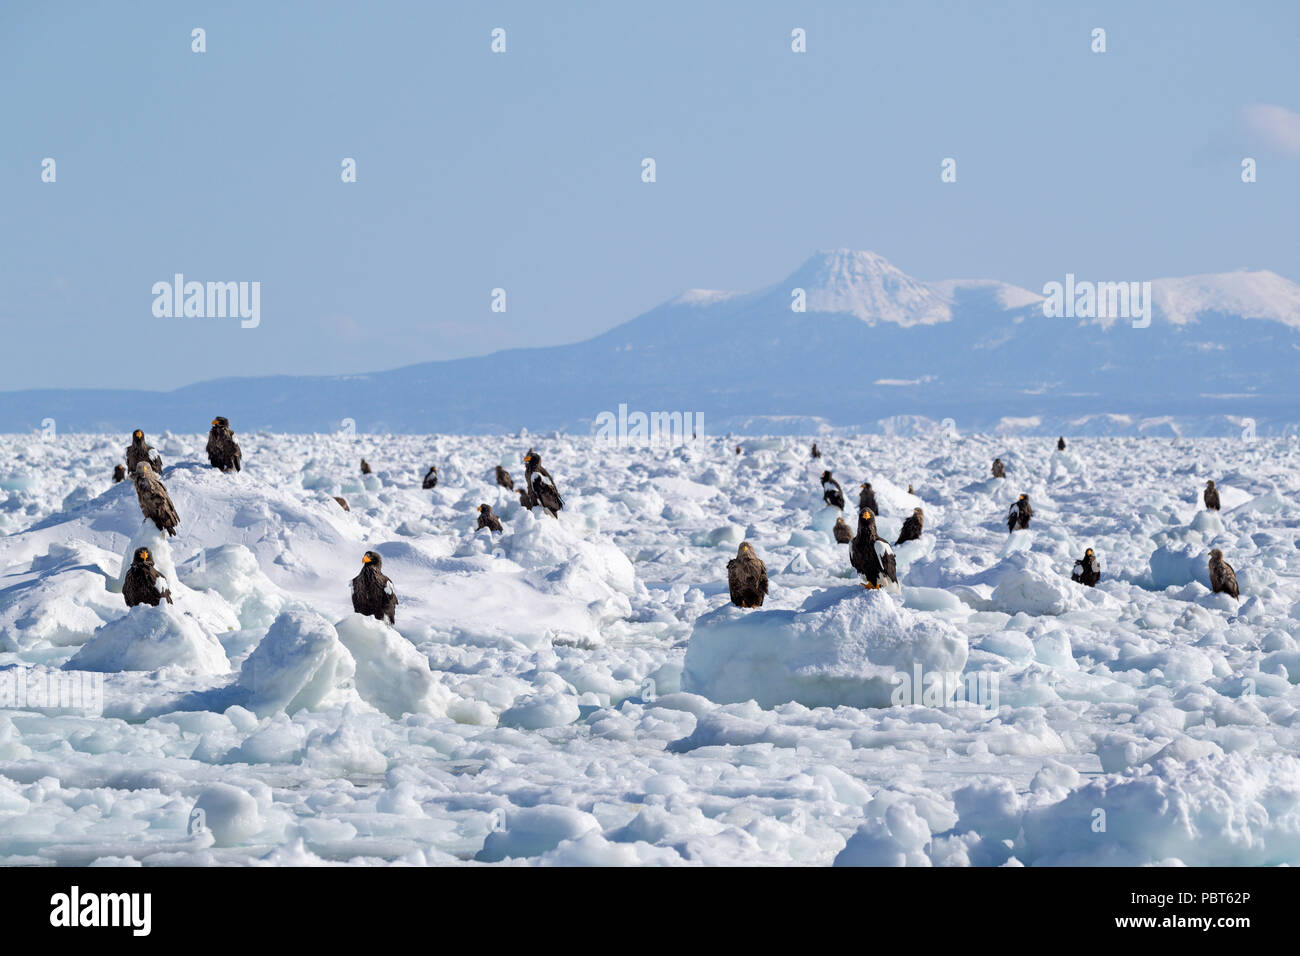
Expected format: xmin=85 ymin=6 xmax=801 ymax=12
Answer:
xmin=874 ymin=540 xmax=894 ymax=560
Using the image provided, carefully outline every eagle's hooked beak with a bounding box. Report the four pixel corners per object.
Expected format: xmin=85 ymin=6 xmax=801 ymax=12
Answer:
xmin=861 ymin=509 xmax=873 ymax=520
xmin=140 ymin=550 xmax=149 ymax=560
xmin=362 ymin=554 xmax=372 ymax=564
xmin=211 ymin=419 xmax=219 ymax=426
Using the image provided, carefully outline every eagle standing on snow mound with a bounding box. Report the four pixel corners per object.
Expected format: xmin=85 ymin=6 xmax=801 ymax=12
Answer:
xmin=360 ymin=459 xmax=372 ymax=475
xmin=351 ymin=551 xmax=398 ymax=624
xmin=821 ymin=470 xmax=845 ymax=510
xmin=122 ymin=547 xmax=174 ymax=607
xmin=851 ymin=509 xmax=898 ymax=591
xmin=896 ymin=508 xmax=924 ymax=545
xmin=126 ymin=430 xmax=163 ymax=476
xmin=1057 ymin=436 xmax=1066 ymax=451
xmin=810 ymin=443 xmax=821 ymax=459
xmin=991 ymin=458 xmax=1006 ymax=479
xmin=495 ymin=465 xmax=514 ymax=491
xmin=1204 ymin=480 xmax=1221 ymax=511
xmin=112 ymin=464 xmax=126 ymax=483
xmin=858 ymin=482 xmax=880 ymax=515
xmin=1007 ymin=494 xmax=1033 ymax=533
xmin=476 ymin=503 xmax=503 ymax=533
xmin=422 ymin=466 xmax=437 ymax=489
xmin=206 ymin=417 xmax=241 ymax=472
xmin=1209 ymin=549 xmax=1240 ymax=600
xmin=833 ymin=516 xmax=852 ymax=544
xmin=132 ymin=462 xmax=180 ymax=536
xmin=523 ymin=450 xmax=564 ymax=517
xmin=727 ymin=541 xmax=768 ymax=608
xmin=1071 ymin=548 xmax=1101 ymax=587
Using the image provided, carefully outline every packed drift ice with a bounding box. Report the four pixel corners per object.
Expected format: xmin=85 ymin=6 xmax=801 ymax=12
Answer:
xmin=1 ymin=431 xmax=1300 ymax=866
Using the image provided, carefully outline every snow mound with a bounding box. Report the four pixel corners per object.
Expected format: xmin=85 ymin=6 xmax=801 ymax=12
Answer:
xmin=238 ymin=609 xmax=359 ymax=717
xmin=66 ymin=604 xmax=230 ymax=675
xmin=990 ymin=552 xmax=1089 ymax=616
xmin=1015 ymin=752 xmax=1300 ymax=865
xmin=335 ymin=613 xmax=477 ymax=722
xmin=682 ymin=587 xmax=968 ymax=709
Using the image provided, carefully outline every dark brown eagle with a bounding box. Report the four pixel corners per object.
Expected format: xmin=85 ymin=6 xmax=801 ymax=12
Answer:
xmin=896 ymin=508 xmax=924 ymax=545
xmin=333 ymin=496 xmax=350 ymax=511
xmin=1204 ymin=480 xmax=1221 ymax=511
xmin=991 ymin=458 xmax=1006 ymax=479
xmin=858 ymin=483 xmax=880 ymax=515
xmin=122 ymin=547 xmax=174 ymax=607
xmin=126 ymin=429 xmax=163 ymax=476
xmin=833 ymin=516 xmax=852 ymax=544
xmin=523 ymin=450 xmax=564 ymax=517
xmin=476 ymin=503 xmax=504 ymax=533
xmin=112 ymin=464 xmax=126 ymax=483
xmin=495 ymin=465 xmax=514 ymax=491
xmin=820 ymin=470 xmax=845 ymax=510
xmin=206 ymin=417 xmax=242 ymax=472
xmin=351 ymin=551 xmax=397 ymax=624
xmin=1071 ymin=548 xmax=1100 ymax=587
xmin=422 ymin=466 xmax=437 ymax=489
xmin=1208 ymin=549 xmax=1239 ymax=600
xmin=810 ymin=442 xmax=821 ymax=459
xmin=360 ymin=458 xmax=372 ymax=475
xmin=727 ymin=541 xmax=768 ymax=608
xmin=851 ymin=508 xmax=897 ymax=590
xmin=1007 ymin=494 xmax=1033 ymax=533
xmin=132 ymin=462 xmax=180 ymax=536
xmin=1057 ymin=436 xmax=1066 ymax=451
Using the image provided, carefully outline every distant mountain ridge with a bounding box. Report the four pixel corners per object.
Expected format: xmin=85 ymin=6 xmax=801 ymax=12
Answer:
xmin=3 ymin=250 xmax=1299 ymax=436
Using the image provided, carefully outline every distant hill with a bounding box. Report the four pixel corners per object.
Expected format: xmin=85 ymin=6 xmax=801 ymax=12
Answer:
xmin=4 ymin=250 xmax=1299 ymax=436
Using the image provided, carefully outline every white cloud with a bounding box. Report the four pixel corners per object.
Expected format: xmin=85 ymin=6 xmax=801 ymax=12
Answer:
xmin=1242 ymin=104 xmax=1300 ymax=156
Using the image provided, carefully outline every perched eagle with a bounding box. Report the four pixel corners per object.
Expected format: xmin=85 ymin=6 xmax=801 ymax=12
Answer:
xmin=896 ymin=508 xmax=924 ymax=545
xmin=360 ymin=459 xmax=372 ymax=475
xmin=206 ymin=417 xmax=242 ymax=472
xmin=126 ymin=430 xmax=163 ymax=477
xmin=1071 ymin=548 xmax=1101 ymax=587
xmin=735 ymin=445 xmax=742 ymax=456
xmin=112 ymin=464 xmax=126 ymax=483
xmin=727 ymin=541 xmax=768 ymax=608
xmin=495 ymin=465 xmax=514 ymax=491
xmin=333 ymin=496 xmax=350 ymax=511
xmin=991 ymin=458 xmax=1006 ymax=479
xmin=1203 ymin=480 xmax=1221 ymax=511
xmin=858 ymin=483 xmax=880 ymax=515
xmin=821 ymin=470 xmax=845 ymax=510
xmin=132 ymin=462 xmax=180 ymax=536
xmin=476 ymin=503 xmax=504 ymax=533
xmin=523 ymin=450 xmax=564 ymax=517
xmin=810 ymin=442 xmax=821 ymax=459
xmin=122 ymin=547 xmax=174 ymax=607
xmin=1057 ymin=436 xmax=1066 ymax=451
xmin=851 ymin=508 xmax=898 ymax=591
xmin=1007 ymin=494 xmax=1033 ymax=533
xmin=422 ymin=466 xmax=437 ymax=489
xmin=907 ymin=484 xmax=915 ymax=495
xmin=351 ymin=551 xmax=397 ymax=624
xmin=833 ymin=516 xmax=852 ymax=544
xmin=1208 ymin=549 xmax=1239 ymax=600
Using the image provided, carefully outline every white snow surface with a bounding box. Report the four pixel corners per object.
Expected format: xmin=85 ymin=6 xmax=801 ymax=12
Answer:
xmin=1 ymin=432 xmax=1299 ymax=866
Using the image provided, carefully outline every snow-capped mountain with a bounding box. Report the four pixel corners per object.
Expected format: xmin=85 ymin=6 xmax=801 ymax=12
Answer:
xmin=3 ymin=251 xmax=1298 ymax=435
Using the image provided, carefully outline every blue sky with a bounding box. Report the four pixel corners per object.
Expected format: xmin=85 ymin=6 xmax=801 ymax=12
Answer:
xmin=2 ymin=1 xmax=1298 ymax=390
